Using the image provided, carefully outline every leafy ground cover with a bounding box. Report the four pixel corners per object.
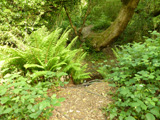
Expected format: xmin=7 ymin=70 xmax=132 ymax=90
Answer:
xmin=98 ymin=31 xmax=160 ymax=120
xmin=0 ymin=27 xmax=90 ymax=119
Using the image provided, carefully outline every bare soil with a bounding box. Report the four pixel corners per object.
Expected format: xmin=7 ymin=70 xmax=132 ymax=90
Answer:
xmin=49 ymin=81 xmax=112 ymax=120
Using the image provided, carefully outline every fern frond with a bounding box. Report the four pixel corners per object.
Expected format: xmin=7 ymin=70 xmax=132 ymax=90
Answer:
xmin=50 ymin=62 xmax=67 ymax=71
xmin=24 ymin=64 xmax=44 ymax=70
xmin=67 ymin=36 xmax=78 ymax=50
xmin=31 ymin=71 xmax=54 ymax=80
xmin=45 ymin=57 xmax=60 ymax=70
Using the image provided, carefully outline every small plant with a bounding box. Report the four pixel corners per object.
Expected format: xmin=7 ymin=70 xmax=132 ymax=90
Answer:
xmin=0 ymin=73 xmax=65 ymax=120
xmin=98 ymin=31 xmax=160 ymax=120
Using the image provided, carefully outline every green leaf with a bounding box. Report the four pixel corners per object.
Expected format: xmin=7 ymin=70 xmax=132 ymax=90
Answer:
xmin=58 ymin=98 xmax=65 ymax=102
xmin=51 ymin=94 xmax=57 ymax=99
xmin=125 ymin=116 xmax=136 ymax=120
xmin=13 ymin=89 xmax=21 ymax=94
xmin=39 ymin=100 xmax=50 ymax=110
xmin=0 ymin=106 xmax=4 ymax=115
xmin=56 ymin=72 xmax=68 ymax=78
xmin=146 ymin=113 xmax=155 ymax=120
xmin=24 ymin=64 xmax=44 ymax=69
xmin=130 ymin=102 xmax=140 ymax=107
xmin=110 ymin=112 xmax=117 ymax=120
xmin=53 ymin=102 xmax=61 ymax=107
xmin=29 ymin=110 xmax=42 ymax=119
xmin=4 ymin=9 xmax=11 ymax=13
xmin=27 ymin=104 xmax=33 ymax=110
xmin=1 ymin=97 xmax=10 ymax=104
xmin=31 ymin=71 xmax=49 ymax=80
xmin=108 ymin=84 xmax=116 ymax=87
xmin=29 ymin=98 xmax=35 ymax=103
xmin=150 ymin=107 xmax=160 ymax=117
xmin=3 ymin=108 xmax=13 ymax=114
xmin=0 ymin=88 xmax=7 ymax=96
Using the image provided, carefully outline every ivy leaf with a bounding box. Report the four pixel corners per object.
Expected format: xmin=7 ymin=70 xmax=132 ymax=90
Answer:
xmin=146 ymin=113 xmax=155 ymax=120
xmin=126 ymin=116 xmax=136 ymax=120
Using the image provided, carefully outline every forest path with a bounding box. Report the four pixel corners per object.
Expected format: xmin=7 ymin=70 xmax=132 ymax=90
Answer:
xmin=49 ymin=81 xmax=112 ymax=120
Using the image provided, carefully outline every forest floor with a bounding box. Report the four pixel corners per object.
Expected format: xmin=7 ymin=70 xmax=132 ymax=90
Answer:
xmin=49 ymin=47 xmax=115 ymax=120
xmin=49 ymin=81 xmax=112 ymax=120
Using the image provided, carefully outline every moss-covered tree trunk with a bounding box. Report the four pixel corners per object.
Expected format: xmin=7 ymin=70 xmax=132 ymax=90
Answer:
xmin=90 ymin=0 xmax=140 ymax=50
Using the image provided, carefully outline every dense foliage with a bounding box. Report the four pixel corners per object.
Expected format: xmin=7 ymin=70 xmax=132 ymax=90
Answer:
xmin=118 ymin=0 xmax=160 ymax=44
xmin=98 ymin=31 xmax=160 ymax=120
xmin=0 ymin=0 xmax=80 ymax=44
xmin=0 ymin=73 xmax=65 ymax=119
xmin=0 ymin=27 xmax=90 ymax=84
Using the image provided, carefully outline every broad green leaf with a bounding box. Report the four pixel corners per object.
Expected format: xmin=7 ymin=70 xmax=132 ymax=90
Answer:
xmin=125 ymin=116 xmax=136 ymax=120
xmin=4 ymin=9 xmax=11 ymax=13
xmin=130 ymin=102 xmax=140 ymax=107
xmin=14 ymin=109 xmax=19 ymax=114
xmin=3 ymin=108 xmax=13 ymax=114
xmin=51 ymin=99 xmax=58 ymax=105
xmin=0 ymin=88 xmax=7 ymax=96
xmin=39 ymin=100 xmax=50 ymax=110
xmin=13 ymin=89 xmax=21 ymax=94
xmin=53 ymin=102 xmax=61 ymax=107
xmin=51 ymin=94 xmax=56 ymax=99
xmin=29 ymin=98 xmax=35 ymax=103
xmin=0 ymin=106 xmax=4 ymax=115
xmin=58 ymin=98 xmax=65 ymax=102
xmin=27 ymin=104 xmax=33 ymax=110
xmin=150 ymin=107 xmax=160 ymax=117
xmin=146 ymin=113 xmax=155 ymax=120
xmin=108 ymin=84 xmax=116 ymax=87
xmin=29 ymin=110 xmax=42 ymax=119
xmin=110 ymin=112 xmax=117 ymax=120
xmin=1 ymin=97 xmax=10 ymax=104
xmin=12 ymin=96 xmax=20 ymax=102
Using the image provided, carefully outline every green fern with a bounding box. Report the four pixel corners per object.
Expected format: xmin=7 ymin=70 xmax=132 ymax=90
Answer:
xmin=0 ymin=26 xmax=90 ymax=83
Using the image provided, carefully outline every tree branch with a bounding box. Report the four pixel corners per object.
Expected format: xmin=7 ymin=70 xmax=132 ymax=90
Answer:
xmin=64 ymin=6 xmax=78 ymax=36
xmin=78 ymin=0 xmax=92 ymax=34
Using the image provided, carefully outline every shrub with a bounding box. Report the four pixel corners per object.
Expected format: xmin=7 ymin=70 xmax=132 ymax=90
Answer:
xmin=98 ymin=31 xmax=160 ymax=120
xmin=0 ymin=73 xmax=65 ymax=120
xmin=0 ymin=26 xmax=90 ymax=84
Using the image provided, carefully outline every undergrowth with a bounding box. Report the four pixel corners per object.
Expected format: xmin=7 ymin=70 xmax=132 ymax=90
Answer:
xmin=0 ymin=73 xmax=65 ymax=120
xmin=0 ymin=26 xmax=90 ymax=84
xmin=98 ymin=31 xmax=160 ymax=120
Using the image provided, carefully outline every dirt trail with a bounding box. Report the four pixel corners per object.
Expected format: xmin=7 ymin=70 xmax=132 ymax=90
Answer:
xmin=50 ymin=81 xmax=112 ymax=120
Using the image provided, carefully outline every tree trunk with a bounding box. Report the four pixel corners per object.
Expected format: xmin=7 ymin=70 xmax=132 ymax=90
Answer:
xmin=90 ymin=0 xmax=140 ymax=51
